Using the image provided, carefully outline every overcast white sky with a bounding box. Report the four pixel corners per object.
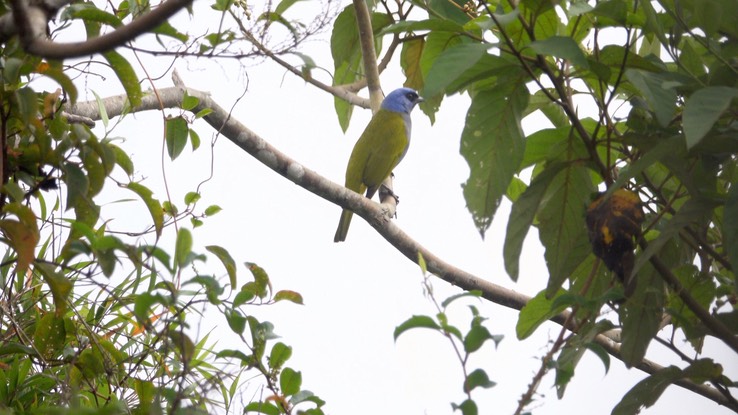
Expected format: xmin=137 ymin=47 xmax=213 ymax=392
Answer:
xmin=44 ymin=1 xmax=738 ymax=413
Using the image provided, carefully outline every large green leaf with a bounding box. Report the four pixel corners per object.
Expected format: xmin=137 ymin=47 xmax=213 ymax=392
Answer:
xmin=102 ymin=51 xmax=142 ymax=107
xmin=460 ymin=71 xmax=528 ymax=237
xmin=625 ymin=69 xmax=677 ymax=127
xmin=683 ymin=86 xmax=738 ymax=149
xmin=423 ymin=43 xmax=492 ymax=97
xmin=330 ymin=4 xmax=393 ymax=131
xmin=612 ymin=359 xmax=722 ymax=415
xmin=529 ymin=36 xmax=588 ymax=68
xmin=165 ymin=116 xmax=189 ymax=160
xmin=724 ymin=183 xmax=738 ymax=288
xmin=538 ymin=165 xmax=594 ymax=297
xmin=504 ymin=162 xmax=566 ymax=280
xmin=620 ymin=262 xmax=665 ymax=367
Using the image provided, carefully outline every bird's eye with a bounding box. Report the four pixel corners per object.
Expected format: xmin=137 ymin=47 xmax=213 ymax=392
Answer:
xmin=406 ymin=92 xmax=417 ymax=101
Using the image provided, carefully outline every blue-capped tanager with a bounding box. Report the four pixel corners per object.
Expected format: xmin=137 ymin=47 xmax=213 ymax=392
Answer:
xmin=334 ymin=87 xmax=424 ymax=242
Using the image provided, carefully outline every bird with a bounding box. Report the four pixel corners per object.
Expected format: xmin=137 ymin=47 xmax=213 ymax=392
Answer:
xmin=334 ymin=87 xmax=424 ymax=242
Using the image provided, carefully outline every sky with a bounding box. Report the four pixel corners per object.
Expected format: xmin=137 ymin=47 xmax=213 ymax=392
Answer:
xmin=42 ymin=0 xmax=738 ymax=414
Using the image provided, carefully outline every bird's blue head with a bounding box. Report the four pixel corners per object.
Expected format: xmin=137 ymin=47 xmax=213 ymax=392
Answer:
xmin=380 ymin=88 xmax=424 ymax=114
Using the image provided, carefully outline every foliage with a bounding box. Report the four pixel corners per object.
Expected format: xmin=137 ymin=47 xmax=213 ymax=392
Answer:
xmin=0 ymin=1 xmax=323 ymax=414
xmin=347 ymin=0 xmax=737 ymax=413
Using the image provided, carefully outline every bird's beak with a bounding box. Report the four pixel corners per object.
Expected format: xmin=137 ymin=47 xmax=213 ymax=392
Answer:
xmin=417 ymin=96 xmax=425 ymax=103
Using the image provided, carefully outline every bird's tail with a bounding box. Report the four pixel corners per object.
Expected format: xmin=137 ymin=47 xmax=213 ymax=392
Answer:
xmin=334 ymin=209 xmax=353 ymax=242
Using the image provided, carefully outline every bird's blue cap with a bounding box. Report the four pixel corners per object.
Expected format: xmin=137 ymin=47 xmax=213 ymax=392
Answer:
xmin=381 ymin=88 xmax=423 ymax=114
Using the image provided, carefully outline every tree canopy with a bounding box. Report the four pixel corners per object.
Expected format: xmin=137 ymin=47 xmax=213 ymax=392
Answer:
xmin=0 ymin=0 xmax=736 ymax=414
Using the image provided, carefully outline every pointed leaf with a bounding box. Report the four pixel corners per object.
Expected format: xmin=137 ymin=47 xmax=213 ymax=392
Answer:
xmin=461 ymin=72 xmax=528 ymax=237
xmin=393 ymin=315 xmax=440 ymax=340
xmin=538 ymin=165 xmax=594 ymax=297
xmin=504 ymin=162 xmax=566 ymax=280
xmin=423 ymin=43 xmax=491 ymax=97
xmin=125 ymin=182 xmax=163 ymax=237
xmin=102 ymin=50 xmax=141 ymax=106
xmin=280 ymin=367 xmax=302 ymax=396
xmin=683 ymin=86 xmax=738 ymax=149
xmin=206 ymin=245 xmax=237 ymax=288
xmin=529 ymin=35 xmax=588 ymax=68
xmin=625 ymin=69 xmax=677 ymax=127
xmin=165 ymin=116 xmax=189 ymax=160
xmin=463 ymin=368 xmax=496 ymax=393
xmin=516 ymin=289 xmax=567 ymax=339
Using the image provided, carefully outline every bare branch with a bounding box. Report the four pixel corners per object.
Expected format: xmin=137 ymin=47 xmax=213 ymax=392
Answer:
xmin=7 ymin=0 xmax=192 ymax=59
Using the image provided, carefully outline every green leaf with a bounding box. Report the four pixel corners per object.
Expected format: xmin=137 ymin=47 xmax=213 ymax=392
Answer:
xmin=401 ymin=38 xmax=425 ymax=92
xmin=35 ymin=263 xmax=73 ymax=316
xmin=37 ymin=63 xmax=79 ymax=104
xmin=244 ymin=402 xmax=280 ymax=415
xmin=273 ymin=290 xmax=304 ymax=304
xmin=423 ymin=43 xmax=492 ymax=97
xmin=625 ymin=69 xmax=677 ymax=127
xmin=393 ymin=315 xmax=441 ymax=340
xmin=463 ymin=324 xmax=494 ymax=353
xmin=268 ymin=342 xmax=292 ymax=371
xmin=206 ymin=245 xmax=237 ymax=288
xmin=504 ymin=162 xmax=566 ymax=280
xmin=33 ymin=313 xmax=66 ymax=359
xmin=463 ymin=368 xmax=496 ymax=393
xmin=63 ymin=162 xmax=89 ymax=211
xmin=174 ymin=228 xmax=193 ymax=268
xmin=439 ymin=290 xmax=481 ymax=308
xmin=451 ymin=399 xmax=478 ymax=415
xmin=683 ymin=86 xmax=738 ymax=149
xmin=204 ymin=205 xmax=222 ymax=216
xmin=225 ymin=309 xmax=246 ymax=335
xmin=612 ymin=366 xmax=682 ymax=415
xmin=102 ymin=50 xmax=142 ymax=106
xmin=280 ymin=367 xmax=302 ymax=396
xmin=725 ymin=184 xmax=738 ymax=288
xmin=165 ymin=116 xmax=189 ymax=160
xmin=125 ymin=182 xmax=163 ymax=237
xmin=244 ymin=262 xmax=271 ymax=299
xmin=538 ymin=165 xmax=594 ymax=297
xmin=461 ymin=72 xmax=528 ymax=237
xmin=529 ymin=35 xmax=588 ymax=68
xmin=189 ymin=128 xmax=201 ymax=150
xmin=516 ymin=289 xmax=567 ymax=339
xmin=620 ymin=262 xmax=665 ymax=367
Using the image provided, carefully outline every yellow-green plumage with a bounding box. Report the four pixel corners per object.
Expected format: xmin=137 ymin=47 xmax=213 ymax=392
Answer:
xmin=334 ymin=88 xmax=422 ymax=242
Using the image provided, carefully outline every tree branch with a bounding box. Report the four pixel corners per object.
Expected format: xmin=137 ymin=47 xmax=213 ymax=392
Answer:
xmin=7 ymin=0 xmax=192 ymax=59
xmin=63 ymin=82 xmax=737 ymax=412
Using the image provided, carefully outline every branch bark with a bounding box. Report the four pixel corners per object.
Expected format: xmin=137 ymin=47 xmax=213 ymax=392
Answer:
xmin=6 ymin=0 xmax=192 ymax=59
xmin=63 ymin=82 xmax=738 ymax=412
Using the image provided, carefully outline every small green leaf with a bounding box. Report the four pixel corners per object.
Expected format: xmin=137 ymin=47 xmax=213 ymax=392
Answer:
xmin=204 ymin=205 xmax=222 ymax=216
xmin=393 ymin=315 xmax=440 ymax=341
xmin=268 ymin=342 xmax=292 ymax=371
xmin=244 ymin=262 xmax=271 ymax=299
xmin=463 ymin=324 xmax=495 ymax=353
xmin=280 ymin=367 xmax=302 ymax=396
xmin=184 ymin=191 xmax=201 ymax=205
xmin=451 ymin=399 xmax=478 ymax=415
xmin=273 ymin=290 xmax=304 ymax=304
xmin=165 ymin=116 xmax=189 ymax=160
xmin=612 ymin=366 xmax=683 ymax=415
xmin=463 ymin=368 xmax=496 ymax=393
xmin=174 ymin=228 xmax=193 ymax=269
xmin=206 ymin=245 xmax=237 ymax=287
xmin=225 ymin=309 xmax=246 ymax=335
xmin=126 ymin=182 xmax=163 ymax=237
xmin=189 ymin=128 xmax=201 ymax=150
xmin=683 ymin=86 xmax=738 ymax=149
xmin=440 ymin=290 xmax=482 ymax=308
